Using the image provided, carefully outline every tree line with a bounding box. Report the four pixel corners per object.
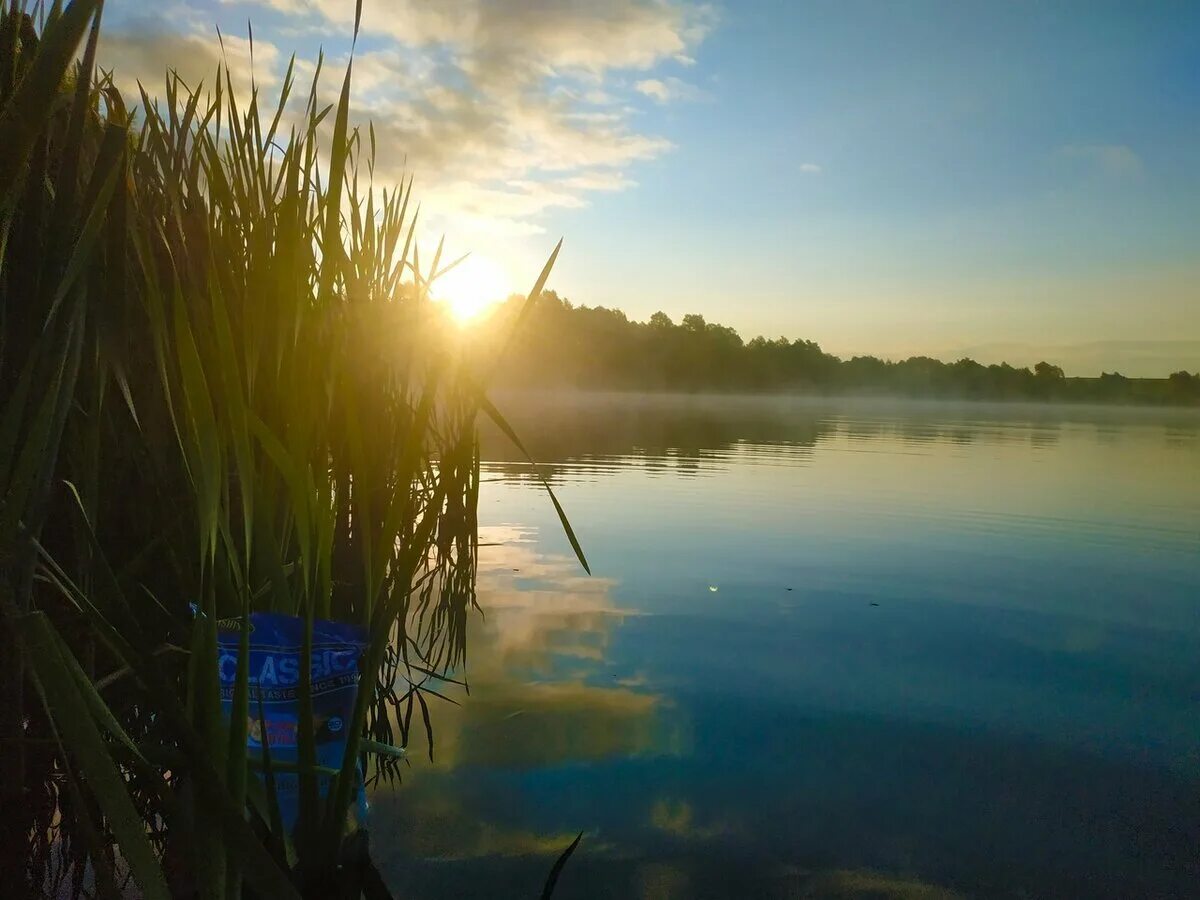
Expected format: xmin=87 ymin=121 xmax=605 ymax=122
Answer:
xmin=485 ymin=292 xmax=1200 ymax=405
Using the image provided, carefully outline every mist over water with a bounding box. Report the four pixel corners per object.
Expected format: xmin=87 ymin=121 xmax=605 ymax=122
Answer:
xmin=376 ymin=393 xmax=1200 ymax=899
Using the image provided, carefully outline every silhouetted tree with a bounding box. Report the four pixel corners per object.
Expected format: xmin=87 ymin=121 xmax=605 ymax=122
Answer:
xmin=1166 ymin=371 xmax=1200 ymax=403
xmin=1035 ymin=361 xmax=1065 ymax=380
xmin=484 ymin=295 xmax=1195 ymax=406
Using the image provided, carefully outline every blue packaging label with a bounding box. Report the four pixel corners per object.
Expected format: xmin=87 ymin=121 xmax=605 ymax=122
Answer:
xmin=215 ymin=611 xmax=369 ymax=832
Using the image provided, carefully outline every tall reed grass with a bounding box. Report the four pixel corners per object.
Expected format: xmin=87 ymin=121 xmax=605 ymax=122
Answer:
xmin=0 ymin=2 xmax=583 ymax=896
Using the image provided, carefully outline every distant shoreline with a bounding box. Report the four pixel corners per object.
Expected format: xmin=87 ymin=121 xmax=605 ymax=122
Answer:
xmin=488 ymin=386 xmax=1200 ymax=414
xmin=488 ymin=295 xmax=1200 ymax=408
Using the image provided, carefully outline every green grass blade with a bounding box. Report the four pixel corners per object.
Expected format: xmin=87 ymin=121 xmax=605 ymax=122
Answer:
xmin=541 ymin=832 xmax=584 ymax=900
xmin=0 ymin=0 xmax=101 ymax=200
xmin=45 ymin=121 xmax=126 ymax=323
xmin=46 ymin=0 xmax=103 ymax=239
xmin=360 ymin=739 xmax=406 ymax=760
xmin=19 ymin=612 xmax=172 ymax=900
xmin=254 ymin=689 xmax=290 ymax=864
xmin=0 ymin=305 xmax=84 ymax=541
xmin=0 ymin=340 xmax=39 ymax=490
xmin=45 ymin=620 xmax=147 ymax=763
xmin=416 ymin=687 xmax=434 ymax=762
xmin=316 ymin=52 xmax=354 ymax=302
xmin=224 ymin=580 xmax=253 ymax=899
xmin=478 ymin=395 xmax=590 ymax=574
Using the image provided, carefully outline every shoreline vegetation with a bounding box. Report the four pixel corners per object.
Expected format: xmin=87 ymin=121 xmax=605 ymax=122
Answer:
xmin=1 ymin=3 xmax=581 ymax=898
xmin=479 ymin=293 xmax=1199 ymax=406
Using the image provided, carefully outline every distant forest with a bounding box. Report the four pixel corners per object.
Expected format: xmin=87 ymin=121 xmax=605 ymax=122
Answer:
xmin=487 ymin=292 xmax=1200 ymax=406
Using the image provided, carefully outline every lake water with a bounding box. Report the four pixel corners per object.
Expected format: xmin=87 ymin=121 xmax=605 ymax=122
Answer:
xmin=375 ymin=394 xmax=1200 ymax=899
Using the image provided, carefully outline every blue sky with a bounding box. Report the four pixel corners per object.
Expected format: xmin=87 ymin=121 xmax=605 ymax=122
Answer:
xmin=100 ymin=1 xmax=1199 ymax=373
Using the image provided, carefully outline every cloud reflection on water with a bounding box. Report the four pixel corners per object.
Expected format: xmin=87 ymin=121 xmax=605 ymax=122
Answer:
xmin=373 ymin=525 xmax=688 ymax=876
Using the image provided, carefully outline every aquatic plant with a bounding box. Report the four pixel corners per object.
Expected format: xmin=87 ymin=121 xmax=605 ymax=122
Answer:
xmin=0 ymin=1 xmax=583 ymax=895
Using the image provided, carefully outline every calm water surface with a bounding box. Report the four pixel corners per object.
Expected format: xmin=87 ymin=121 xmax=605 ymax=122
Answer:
xmin=376 ymin=394 xmax=1200 ymax=899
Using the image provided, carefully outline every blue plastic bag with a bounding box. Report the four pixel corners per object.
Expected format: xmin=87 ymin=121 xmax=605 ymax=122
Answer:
xmin=215 ymin=611 xmax=369 ymax=832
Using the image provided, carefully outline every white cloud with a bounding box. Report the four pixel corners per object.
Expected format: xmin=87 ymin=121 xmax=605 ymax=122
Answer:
xmin=112 ymin=1 xmax=715 ymax=239
xmin=634 ymin=75 xmax=704 ymax=103
xmin=635 ymin=78 xmax=671 ymax=102
xmin=799 ymin=162 xmax=822 ymax=175
xmin=1060 ymin=144 xmax=1143 ymax=178
xmin=99 ymin=22 xmax=281 ymax=102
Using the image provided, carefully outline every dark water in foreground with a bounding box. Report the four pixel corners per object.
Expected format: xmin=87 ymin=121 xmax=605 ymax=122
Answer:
xmin=376 ymin=395 xmax=1200 ymax=899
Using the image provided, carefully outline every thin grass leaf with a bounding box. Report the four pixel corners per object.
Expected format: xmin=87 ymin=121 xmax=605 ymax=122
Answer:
xmin=254 ymin=689 xmax=289 ymax=863
xmin=44 ymin=0 xmax=102 ymax=252
xmin=247 ymin=759 xmax=341 ymax=778
xmin=19 ymin=612 xmax=172 ymax=900
xmin=0 ymin=0 xmax=101 ymax=199
xmin=44 ymin=121 xmax=127 ymax=324
xmin=416 ymin=688 xmax=434 ymax=762
xmin=540 ymin=832 xmax=584 ymax=900
xmin=54 ymin=736 xmax=125 ymax=900
xmin=0 ymin=305 xmax=83 ymax=541
xmin=45 ymin=620 xmax=147 ymax=763
xmin=478 ymin=396 xmax=590 ymax=574
xmin=360 ymin=739 xmax=406 ymax=760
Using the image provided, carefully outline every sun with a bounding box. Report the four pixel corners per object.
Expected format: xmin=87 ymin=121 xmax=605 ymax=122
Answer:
xmin=434 ymin=254 xmax=511 ymax=324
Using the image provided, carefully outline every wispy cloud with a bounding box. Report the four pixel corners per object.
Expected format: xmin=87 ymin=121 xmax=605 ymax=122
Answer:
xmin=634 ymin=75 xmax=705 ymax=103
xmin=99 ymin=18 xmax=279 ymax=100
xmin=104 ymin=1 xmax=716 ymax=241
xmin=799 ymin=162 xmax=822 ymax=175
xmin=1060 ymin=144 xmax=1143 ymax=178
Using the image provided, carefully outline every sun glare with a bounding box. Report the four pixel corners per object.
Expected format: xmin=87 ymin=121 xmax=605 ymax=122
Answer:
xmin=435 ymin=254 xmax=511 ymax=324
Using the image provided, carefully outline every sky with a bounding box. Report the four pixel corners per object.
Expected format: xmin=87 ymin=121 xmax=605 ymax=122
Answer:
xmin=98 ymin=1 xmax=1200 ymax=375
